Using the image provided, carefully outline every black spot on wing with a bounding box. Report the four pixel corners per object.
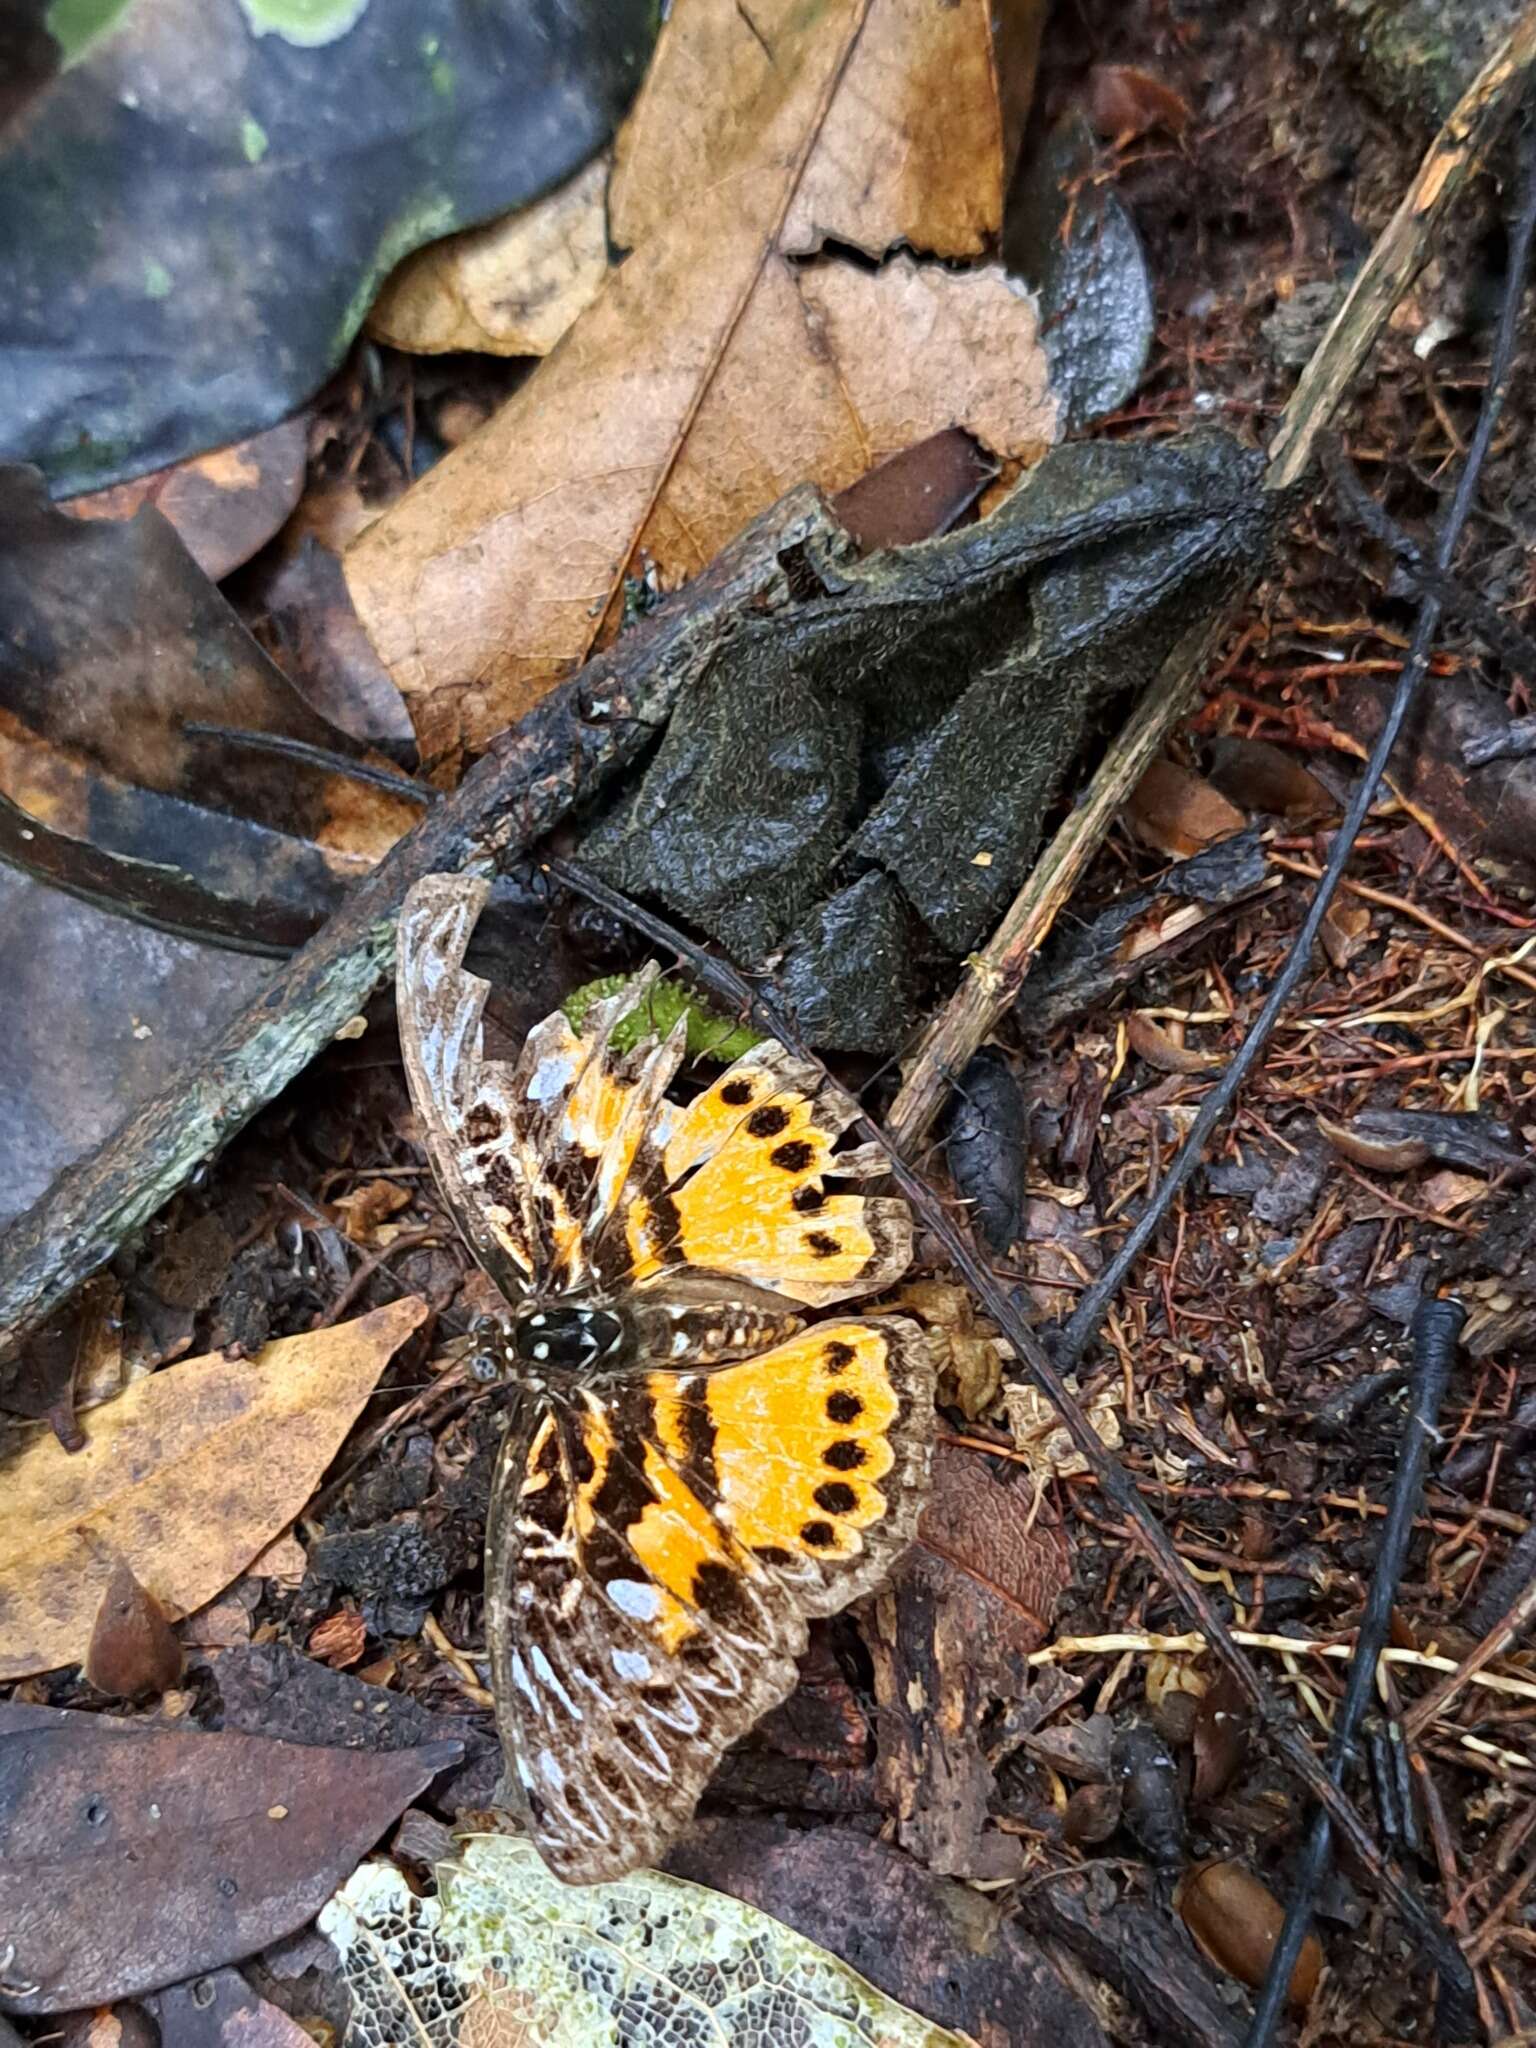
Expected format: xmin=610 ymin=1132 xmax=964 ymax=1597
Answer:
xmin=826 ymin=1390 xmax=863 ymax=1423
xmin=673 ymin=1383 xmax=718 ymax=1496
xmin=805 ymin=1231 xmax=842 ymax=1259
xmin=721 ymin=1079 xmax=754 ymax=1106
xmin=823 ymin=1340 xmax=856 ymax=1374
xmin=824 ymin=1438 xmax=866 ymax=1470
xmin=791 ymin=1186 xmax=826 ymax=1214
xmin=690 ymin=1558 xmax=755 ymax=1630
xmin=814 ymin=1481 xmax=857 ymax=1514
xmin=465 ymin=1103 xmax=505 ymax=1144
xmin=770 ymin=1139 xmax=815 ymax=1172
xmin=800 ymin=1520 xmax=836 ymax=1549
xmin=752 ymin=1544 xmax=795 ymax=1566
xmin=746 ymin=1104 xmax=790 ymax=1137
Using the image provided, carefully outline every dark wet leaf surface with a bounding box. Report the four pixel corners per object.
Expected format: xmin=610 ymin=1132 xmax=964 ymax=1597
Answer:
xmin=670 ymin=1818 xmax=1114 ymax=2048
xmin=0 ymin=1704 xmax=458 ymax=2014
xmin=1006 ymin=114 xmax=1155 ymax=432
xmin=944 ymin=1046 xmax=1030 ymax=1254
xmin=0 ymin=0 xmax=656 ymax=494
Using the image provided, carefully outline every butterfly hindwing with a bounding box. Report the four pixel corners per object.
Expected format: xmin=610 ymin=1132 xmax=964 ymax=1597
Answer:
xmin=484 ymin=1317 xmax=934 ymax=1883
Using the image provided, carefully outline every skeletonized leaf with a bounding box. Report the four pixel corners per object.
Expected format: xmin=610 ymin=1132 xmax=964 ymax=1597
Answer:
xmin=0 ymin=1298 xmax=427 ymax=1680
xmin=322 ymin=1834 xmax=973 ymax=2047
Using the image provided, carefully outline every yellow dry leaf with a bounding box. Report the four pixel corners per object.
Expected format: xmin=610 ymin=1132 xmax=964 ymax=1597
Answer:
xmin=367 ymin=154 xmax=611 ymax=359
xmin=0 ymin=1297 xmax=427 ymax=1681
xmin=345 ymin=0 xmax=1056 ymax=767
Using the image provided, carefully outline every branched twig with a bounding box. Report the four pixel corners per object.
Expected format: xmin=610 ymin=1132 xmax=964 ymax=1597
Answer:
xmin=1055 ymin=102 xmax=1536 ymax=1388
xmin=544 ymin=854 xmax=1475 ymax=2017
xmin=1320 ymin=439 xmax=1536 ymax=679
xmin=1244 ymin=1300 xmax=1470 ymax=2048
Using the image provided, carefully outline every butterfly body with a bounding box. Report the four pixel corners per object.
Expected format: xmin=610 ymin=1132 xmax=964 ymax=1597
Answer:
xmin=397 ymin=874 xmax=934 ymax=1882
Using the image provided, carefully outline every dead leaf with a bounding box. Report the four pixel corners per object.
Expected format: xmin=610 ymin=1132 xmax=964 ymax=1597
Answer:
xmin=1125 ymin=1011 xmax=1220 ymax=1075
xmin=346 ymin=0 xmax=1056 ymax=764
xmin=1419 ymin=1168 xmax=1490 ymax=1216
xmin=148 ymin=1967 xmax=315 ymax=2048
xmin=0 ymin=1705 xmax=458 ymax=2014
xmin=1004 ymin=1375 xmax=1123 ymax=1483
xmin=1085 ymin=64 xmax=1193 ymax=143
xmin=1321 ymin=897 xmax=1372 ymax=968
xmin=1125 ymin=758 xmax=1248 ymax=859
xmin=870 ymin=1445 xmax=1071 ymax=1875
xmin=332 ymin=1177 xmax=413 ymax=1245
xmin=0 ymin=1298 xmax=427 ymax=1681
xmin=309 ymin=1611 xmax=367 ymax=1670
xmin=61 ymin=417 xmax=308 ymax=581
xmin=1205 ymin=735 xmax=1336 ymax=823
xmin=84 ymin=1557 xmax=184 ymax=1700
xmin=889 ymin=1278 xmax=1004 ymax=1418
xmin=612 ymin=0 xmax=1036 ymax=262
xmin=367 ymin=154 xmax=610 ymax=358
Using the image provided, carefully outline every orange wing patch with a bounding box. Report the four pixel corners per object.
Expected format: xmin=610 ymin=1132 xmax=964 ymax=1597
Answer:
xmin=704 ymin=1321 xmax=909 ymax=1561
xmin=623 ymin=1044 xmax=911 ymax=1308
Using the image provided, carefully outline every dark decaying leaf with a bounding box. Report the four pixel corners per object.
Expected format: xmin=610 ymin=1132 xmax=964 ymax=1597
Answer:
xmin=83 ymin=1557 xmax=184 ymax=1701
xmin=1333 ymin=668 xmax=1536 ymax=881
xmin=868 ymin=1445 xmax=1071 ymax=1877
xmin=1018 ymin=1866 xmax=1245 ymax=2048
xmin=831 ymin=429 xmax=998 ymax=553
xmin=1004 ymin=115 xmax=1154 ymax=432
xmin=61 ymin=418 xmax=309 ymax=582
xmin=1320 ymin=1107 xmax=1531 ymax=1178
xmin=0 ymin=1705 xmax=459 ymax=2014
xmin=0 ymin=867 xmax=271 ymax=1233
xmin=147 ymin=1966 xmax=315 ymax=2048
xmin=669 ymin=1818 xmax=1114 ymax=2048
xmin=213 ymin=1641 xmax=500 ymax=1812
xmin=586 ymin=433 xmax=1271 ymax=1046
xmin=0 ymin=468 xmax=419 ymax=949
xmin=944 ymin=1046 xmax=1030 ymax=1255
xmin=0 ymin=0 xmax=656 ymax=494
xmin=1015 ymin=825 xmax=1272 ymax=1036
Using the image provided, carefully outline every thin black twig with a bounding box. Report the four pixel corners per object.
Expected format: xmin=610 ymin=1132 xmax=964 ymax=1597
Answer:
xmin=1322 ymin=437 xmax=1536 ymax=682
xmin=182 ymin=721 xmax=440 ymax=803
xmin=544 ymin=853 xmax=1474 ymax=2012
xmin=1244 ymin=1298 xmax=1469 ymax=2048
xmin=1053 ymin=105 xmax=1536 ymax=1396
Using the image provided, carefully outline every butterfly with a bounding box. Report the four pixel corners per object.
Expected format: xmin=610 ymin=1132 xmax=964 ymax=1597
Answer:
xmin=395 ymin=873 xmax=935 ymax=1884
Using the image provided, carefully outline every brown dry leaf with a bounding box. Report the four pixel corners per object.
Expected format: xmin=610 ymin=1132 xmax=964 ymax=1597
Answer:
xmin=1125 ymin=1011 xmax=1220 ymax=1075
xmin=84 ymin=1555 xmax=184 ymax=1699
xmin=1085 ymin=63 xmax=1193 ymax=143
xmin=1126 ymin=758 xmax=1248 ymax=859
xmin=0 ymin=1298 xmax=427 ymax=1681
xmin=367 ymin=154 xmax=611 ymax=359
xmin=334 ymin=1176 xmax=414 ymax=1245
xmin=346 ymin=0 xmax=1057 ymax=766
xmin=310 ymin=1610 xmax=368 ymax=1670
xmin=612 ymin=0 xmax=1037 ymax=261
xmin=888 ymin=1277 xmax=1003 ymax=1418
xmin=1321 ymin=897 xmax=1372 ymax=969
xmin=1419 ymin=1168 xmax=1490 ymax=1216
